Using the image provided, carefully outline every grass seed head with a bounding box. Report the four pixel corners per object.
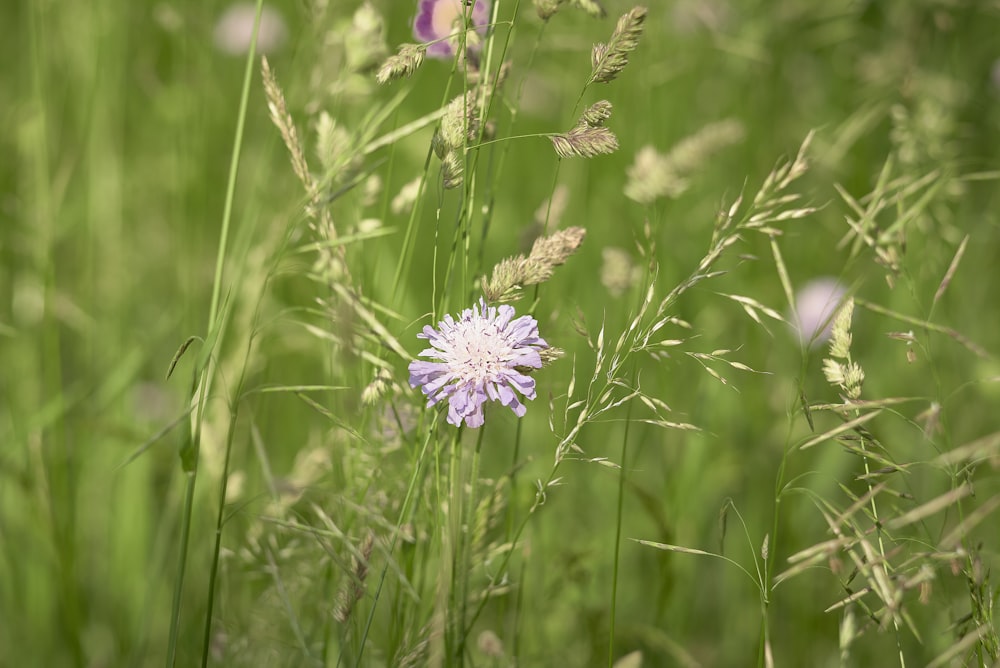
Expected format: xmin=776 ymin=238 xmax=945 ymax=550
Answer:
xmin=589 ymin=6 xmax=647 ymax=84
xmin=376 ymin=43 xmax=426 ymax=85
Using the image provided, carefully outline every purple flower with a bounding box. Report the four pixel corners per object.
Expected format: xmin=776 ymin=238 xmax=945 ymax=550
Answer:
xmin=409 ymin=298 xmax=547 ymax=428
xmin=414 ymin=0 xmax=492 ymax=59
xmin=792 ymin=277 xmax=847 ymax=346
xmin=213 ymin=3 xmax=288 ymax=56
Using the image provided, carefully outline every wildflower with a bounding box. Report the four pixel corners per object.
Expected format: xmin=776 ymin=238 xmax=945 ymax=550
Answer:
xmin=413 ymin=0 xmax=492 ymax=59
xmin=792 ymin=277 xmax=847 ymax=346
xmin=213 ymin=3 xmax=287 ymax=56
xmin=409 ymin=298 xmax=548 ymax=428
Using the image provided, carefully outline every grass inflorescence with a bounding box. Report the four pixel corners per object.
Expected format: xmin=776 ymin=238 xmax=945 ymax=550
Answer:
xmin=4 ymin=1 xmax=1000 ymax=667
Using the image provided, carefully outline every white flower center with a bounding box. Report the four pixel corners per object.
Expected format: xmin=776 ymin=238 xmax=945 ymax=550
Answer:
xmin=448 ymin=319 xmax=512 ymax=382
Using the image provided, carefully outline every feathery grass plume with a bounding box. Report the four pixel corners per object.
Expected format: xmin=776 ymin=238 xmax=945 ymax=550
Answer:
xmin=589 ymin=6 xmax=647 ymax=85
xmin=343 ymin=2 xmax=388 ymax=73
xmin=391 ymin=176 xmax=423 ymax=215
xmin=440 ymin=150 xmax=465 ymax=189
xmin=333 ymin=530 xmax=376 ymax=624
xmin=579 ymin=99 xmax=613 ymax=126
xmin=375 ymin=43 xmax=426 ymax=85
xmin=439 ymin=65 xmax=510 ymax=153
xmin=625 ymin=119 xmax=745 ymax=203
xmin=573 ymin=0 xmax=607 ymax=17
xmin=550 ymin=127 xmax=618 ymax=158
xmin=537 ymin=346 xmax=566 ymax=367
xmin=468 ymin=479 xmax=509 ymax=566
xmin=315 ymin=111 xmax=360 ymax=179
xmin=261 ymin=56 xmax=311 ymax=190
xmin=601 ymin=247 xmax=641 ymax=297
xmin=439 ymin=90 xmax=482 ymax=152
xmin=262 ymin=57 xmax=350 ymax=283
xmin=822 ymin=298 xmax=865 ymax=400
xmin=534 ymin=0 xmax=605 ymax=20
xmin=483 ymin=226 xmax=587 ymax=302
xmin=550 ymin=101 xmax=619 ymax=158
xmin=431 ymin=69 xmax=508 ymax=187
xmin=533 ymin=0 xmax=562 ymax=19
xmin=361 ymin=367 xmax=393 ymax=405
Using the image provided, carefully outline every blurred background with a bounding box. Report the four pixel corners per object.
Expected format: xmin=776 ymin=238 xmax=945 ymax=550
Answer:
xmin=3 ymin=0 xmax=1000 ymax=665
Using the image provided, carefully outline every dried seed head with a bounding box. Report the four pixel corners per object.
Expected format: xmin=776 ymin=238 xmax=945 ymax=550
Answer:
xmin=261 ymin=57 xmax=311 ymax=190
xmin=579 ymin=99 xmax=613 ymax=127
xmin=828 ymin=298 xmax=855 ymax=360
xmin=625 ymin=119 xmax=745 ymax=203
xmin=483 ymin=227 xmax=587 ymax=302
xmin=550 ymin=101 xmax=619 ymax=159
xmin=530 ymin=226 xmax=586 ymax=267
xmin=590 ymin=6 xmax=647 ymax=84
xmin=315 ymin=112 xmax=359 ymax=178
xmin=440 ymin=91 xmax=482 ymax=151
xmin=361 ymin=367 xmax=393 ymax=405
xmin=538 ymin=346 xmax=565 ymax=367
xmin=333 ymin=531 xmax=376 ymax=624
xmin=550 ymin=125 xmax=619 ymax=158
xmin=441 ymin=150 xmax=465 ymax=189
xmin=344 ymin=2 xmax=388 ymax=72
xmin=376 ymin=43 xmax=426 ymax=85
xmin=534 ymin=0 xmax=605 ymax=20
xmin=533 ymin=0 xmax=562 ymax=19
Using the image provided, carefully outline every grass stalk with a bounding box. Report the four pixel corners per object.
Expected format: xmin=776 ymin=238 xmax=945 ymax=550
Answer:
xmin=355 ymin=416 xmax=441 ymax=666
xmin=608 ymin=372 xmax=636 ymax=667
xmin=166 ymin=1 xmax=265 ymax=664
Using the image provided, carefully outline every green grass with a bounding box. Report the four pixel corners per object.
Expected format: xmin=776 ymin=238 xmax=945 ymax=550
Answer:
xmin=4 ymin=0 xmax=1000 ymax=666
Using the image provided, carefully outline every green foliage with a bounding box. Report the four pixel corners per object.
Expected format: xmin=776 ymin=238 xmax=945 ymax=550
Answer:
xmin=3 ymin=0 xmax=1000 ymax=666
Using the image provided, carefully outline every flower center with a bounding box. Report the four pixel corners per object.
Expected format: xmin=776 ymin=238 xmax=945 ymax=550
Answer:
xmin=449 ymin=319 xmax=511 ymax=382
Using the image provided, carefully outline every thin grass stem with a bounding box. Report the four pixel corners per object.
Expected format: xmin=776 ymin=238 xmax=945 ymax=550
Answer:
xmin=608 ymin=365 xmax=636 ymax=667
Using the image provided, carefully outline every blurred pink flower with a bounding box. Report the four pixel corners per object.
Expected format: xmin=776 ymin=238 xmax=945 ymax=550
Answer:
xmin=793 ymin=277 xmax=847 ymax=346
xmin=213 ymin=3 xmax=287 ymax=56
xmin=414 ymin=0 xmax=491 ymax=59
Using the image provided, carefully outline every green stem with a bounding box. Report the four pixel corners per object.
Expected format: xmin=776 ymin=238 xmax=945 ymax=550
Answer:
xmin=608 ymin=368 xmax=636 ymax=667
xmin=355 ymin=415 xmax=441 ymax=666
xmin=447 ymin=425 xmax=465 ymax=664
xmin=166 ymin=473 xmax=197 ymax=667
xmin=166 ymin=2 xmax=264 ymax=664
xmin=456 ymin=430 xmax=486 ymax=664
xmin=200 ymin=387 xmax=245 ymax=666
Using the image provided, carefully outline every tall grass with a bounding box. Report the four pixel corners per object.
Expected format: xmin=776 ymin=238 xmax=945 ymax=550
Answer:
xmin=3 ymin=0 xmax=1000 ymax=666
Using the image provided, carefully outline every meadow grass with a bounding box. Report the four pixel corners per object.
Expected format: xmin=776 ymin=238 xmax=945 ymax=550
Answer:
xmin=4 ymin=0 xmax=1000 ymax=666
